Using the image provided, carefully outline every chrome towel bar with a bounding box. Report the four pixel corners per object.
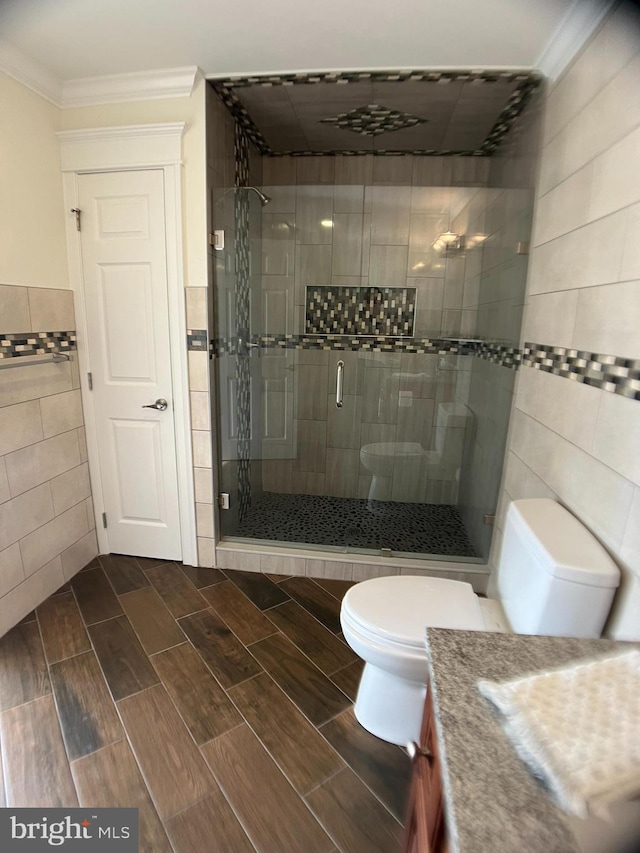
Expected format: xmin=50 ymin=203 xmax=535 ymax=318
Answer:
xmin=0 ymin=352 xmax=71 ymax=370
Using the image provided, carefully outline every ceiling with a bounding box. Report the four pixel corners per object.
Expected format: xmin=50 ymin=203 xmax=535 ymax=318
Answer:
xmin=212 ymin=71 xmax=539 ymax=156
xmin=0 ymin=0 xmax=576 ymax=82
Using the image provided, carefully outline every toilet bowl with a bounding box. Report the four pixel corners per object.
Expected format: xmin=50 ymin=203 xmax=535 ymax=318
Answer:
xmin=359 ymin=403 xmax=470 ymax=503
xmin=341 ymin=499 xmax=621 ymax=745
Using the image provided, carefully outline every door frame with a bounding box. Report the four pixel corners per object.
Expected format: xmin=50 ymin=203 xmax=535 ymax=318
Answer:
xmin=57 ymin=123 xmax=197 ymax=565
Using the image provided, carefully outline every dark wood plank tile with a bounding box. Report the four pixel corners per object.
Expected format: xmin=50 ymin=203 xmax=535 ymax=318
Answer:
xmin=329 ymin=660 xmax=364 ymax=702
xmin=49 ymin=650 xmax=123 ymax=760
xmin=202 ymin=580 xmax=277 ymax=644
xmin=119 ymin=586 xmax=185 ymax=655
xmin=280 ymin=577 xmax=342 ymax=633
xmin=225 ymin=569 xmax=290 ymax=609
xmin=166 ymin=790 xmax=254 ymax=853
xmin=229 ymin=672 xmax=344 ymax=795
xmin=37 ymin=592 xmax=91 ymax=664
xmin=100 ymin=553 xmax=150 ymax=595
xmin=180 ymin=564 xmax=225 ymax=589
xmin=72 ymin=739 xmax=172 ymax=853
xmin=80 ymin=557 xmax=101 ymax=572
xmin=118 ymin=684 xmax=214 ymax=820
xmin=202 ymin=724 xmax=333 ymax=852
xmin=267 ymin=600 xmax=356 ymax=675
xmin=145 ymin=563 xmax=207 ymax=618
xmin=313 ymin=578 xmax=356 ymax=600
xmin=1 ymin=694 xmax=77 ymax=807
xmin=178 ymin=609 xmax=262 ymax=689
xmin=16 ymin=610 xmax=37 ymax=624
xmin=0 ymin=621 xmax=51 ymax=711
xmin=135 ymin=556 xmax=173 ymax=571
xmin=249 ymin=633 xmax=350 ymax=726
xmin=152 ymin=642 xmax=241 ymax=744
xmin=320 ymin=708 xmax=411 ymax=821
xmin=88 ymin=616 xmax=159 ymax=701
xmin=264 ymin=572 xmax=292 ymax=583
xmin=305 ymin=767 xmax=402 ymax=853
xmin=71 ymin=567 xmax=124 ymax=625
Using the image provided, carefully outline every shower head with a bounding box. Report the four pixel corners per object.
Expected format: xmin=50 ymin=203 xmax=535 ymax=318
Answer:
xmin=238 ymin=186 xmax=272 ymax=207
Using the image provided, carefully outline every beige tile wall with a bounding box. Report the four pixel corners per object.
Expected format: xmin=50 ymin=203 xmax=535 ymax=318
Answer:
xmin=0 ymin=284 xmax=97 ymax=634
xmin=491 ymin=3 xmax=640 ymax=640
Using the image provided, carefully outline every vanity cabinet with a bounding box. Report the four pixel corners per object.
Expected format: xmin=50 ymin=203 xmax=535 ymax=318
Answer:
xmin=403 ymin=684 xmax=448 ymax=853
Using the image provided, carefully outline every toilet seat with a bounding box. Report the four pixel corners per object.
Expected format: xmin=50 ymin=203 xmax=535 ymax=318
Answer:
xmin=342 ymin=575 xmax=485 ymax=647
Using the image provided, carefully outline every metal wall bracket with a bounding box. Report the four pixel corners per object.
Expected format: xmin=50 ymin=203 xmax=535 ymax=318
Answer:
xmin=218 ymin=493 xmax=230 ymax=510
xmin=209 ymin=230 xmax=225 ymax=250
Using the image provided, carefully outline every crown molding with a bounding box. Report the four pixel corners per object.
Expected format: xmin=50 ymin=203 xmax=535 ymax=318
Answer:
xmin=0 ymin=38 xmax=63 ymax=105
xmin=61 ymin=66 xmax=199 ymax=107
xmin=0 ymin=45 xmax=198 ymax=108
xmin=535 ymin=0 xmax=616 ymax=81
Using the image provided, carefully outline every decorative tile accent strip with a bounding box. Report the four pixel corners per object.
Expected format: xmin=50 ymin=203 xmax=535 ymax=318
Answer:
xmin=523 ymin=343 xmax=640 ymax=400
xmin=212 ymin=334 xmax=521 ymax=369
xmin=306 ymin=286 xmax=415 ymax=336
xmin=210 ymin=69 xmax=542 ymax=158
xmin=475 ymin=341 xmax=522 ymax=369
xmin=187 ymin=330 xmax=208 ymax=351
xmin=0 ymin=331 xmax=76 ymax=360
xmin=320 ymin=104 xmax=427 ymax=137
xmin=234 ymin=125 xmax=253 ymax=522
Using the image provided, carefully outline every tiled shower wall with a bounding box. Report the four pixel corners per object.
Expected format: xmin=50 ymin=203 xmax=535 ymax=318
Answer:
xmin=492 ymin=1 xmax=640 ymax=639
xmin=0 ymin=284 xmax=97 ymax=634
xmin=259 ymin=156 xmax=490 ymax=502
xmin=261 ymin=155 xmax=490 ymax=339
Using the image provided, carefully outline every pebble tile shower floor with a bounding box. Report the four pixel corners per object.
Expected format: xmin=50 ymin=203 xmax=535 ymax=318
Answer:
xmin=235 ymin=492 xmax=478 ymax=557
xmin=0 ymin=555 xmax=411 ymax=852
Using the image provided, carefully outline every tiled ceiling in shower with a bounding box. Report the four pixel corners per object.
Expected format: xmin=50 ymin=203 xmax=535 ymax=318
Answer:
xmin=209 ymin=70 xmax=541 ymax=156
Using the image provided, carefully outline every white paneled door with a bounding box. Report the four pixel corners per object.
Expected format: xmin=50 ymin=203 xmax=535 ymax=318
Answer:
xmin=78 ymin=170 xmax=182 ymax=559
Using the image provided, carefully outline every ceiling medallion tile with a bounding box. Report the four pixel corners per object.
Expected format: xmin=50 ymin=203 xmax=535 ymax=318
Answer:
xmin=320 ymin=103 xmax=428 ymax=136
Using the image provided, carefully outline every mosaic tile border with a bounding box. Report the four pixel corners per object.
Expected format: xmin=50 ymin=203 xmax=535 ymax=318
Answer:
xmin=210 ymin=69 xmax=542 ymax=158
xmin=211 ymin=333 xmax=521 ymax=369
xmin=0 ymin=331 xmax=77 ymax=360
xmin=306 ymin=286 xmax=416 ymax=336
xmin=187 ymin=330 xmax=208 ymax=351
xmin=523 ymin=343 xmax=640 ymax=401
xmin=320 ymin=104 xmax=427 ymax=137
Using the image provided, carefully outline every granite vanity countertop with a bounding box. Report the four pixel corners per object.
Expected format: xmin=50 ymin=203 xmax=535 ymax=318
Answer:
xmin=425 ymin=628 xmax=630 ymax=853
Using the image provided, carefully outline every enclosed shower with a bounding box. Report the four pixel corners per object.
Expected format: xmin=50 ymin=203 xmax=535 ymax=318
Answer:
xmin=206 ymin=70 xmax=540 ymax=566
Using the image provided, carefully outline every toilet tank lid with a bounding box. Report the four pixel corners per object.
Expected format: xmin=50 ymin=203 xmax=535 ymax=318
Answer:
xmin=507 ymin=500 xmax=620 ymax=589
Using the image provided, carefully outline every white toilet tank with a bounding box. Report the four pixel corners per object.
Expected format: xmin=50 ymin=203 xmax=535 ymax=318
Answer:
xmin=497 ymin=499 xmax=620 ymax=638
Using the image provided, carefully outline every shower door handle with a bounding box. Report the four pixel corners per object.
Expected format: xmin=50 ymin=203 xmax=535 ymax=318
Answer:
xmin=336 ymin=360 xmax=344 ymax=408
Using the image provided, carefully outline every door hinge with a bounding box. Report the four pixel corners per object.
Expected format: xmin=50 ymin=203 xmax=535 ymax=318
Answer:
xmin=484 ymin=514 xmax=495 ymax=526
xmin=71 ymin=208 xmax=82 ymax=231
xmin=87 ymin=372 xmax=93 ymax=390
xmin=218 ymin=493 xmax=230 ymax=510
xmin=209 ymin=230 xmax=225 ymax=250
xmin=102 ymin=512 xmax=107 ymax=529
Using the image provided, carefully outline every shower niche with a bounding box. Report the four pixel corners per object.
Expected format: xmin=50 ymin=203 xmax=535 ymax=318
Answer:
xmin=206 ymin=70 xmax=541 ymax=565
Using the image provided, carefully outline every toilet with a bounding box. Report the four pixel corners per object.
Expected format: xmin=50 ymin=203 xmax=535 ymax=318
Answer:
xmin=340 ymin=499 xmax=621 ymax=745
xmin=359 ymin=402 xmax=470 ymax=502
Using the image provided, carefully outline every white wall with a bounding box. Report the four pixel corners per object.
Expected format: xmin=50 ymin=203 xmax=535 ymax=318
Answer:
xmin=0 ymin=73 xmax=69 ymax=288
xmin=492 ymin=2 xmax=640 ymax=640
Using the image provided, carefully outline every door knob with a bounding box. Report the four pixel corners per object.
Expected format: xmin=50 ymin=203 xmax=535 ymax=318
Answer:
xmin=142 ymin=398 xmax=168 ymax=411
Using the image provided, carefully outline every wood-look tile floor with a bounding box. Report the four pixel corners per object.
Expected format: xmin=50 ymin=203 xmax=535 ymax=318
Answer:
xmin=0 ymin=556 xmax=411 ymax=853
